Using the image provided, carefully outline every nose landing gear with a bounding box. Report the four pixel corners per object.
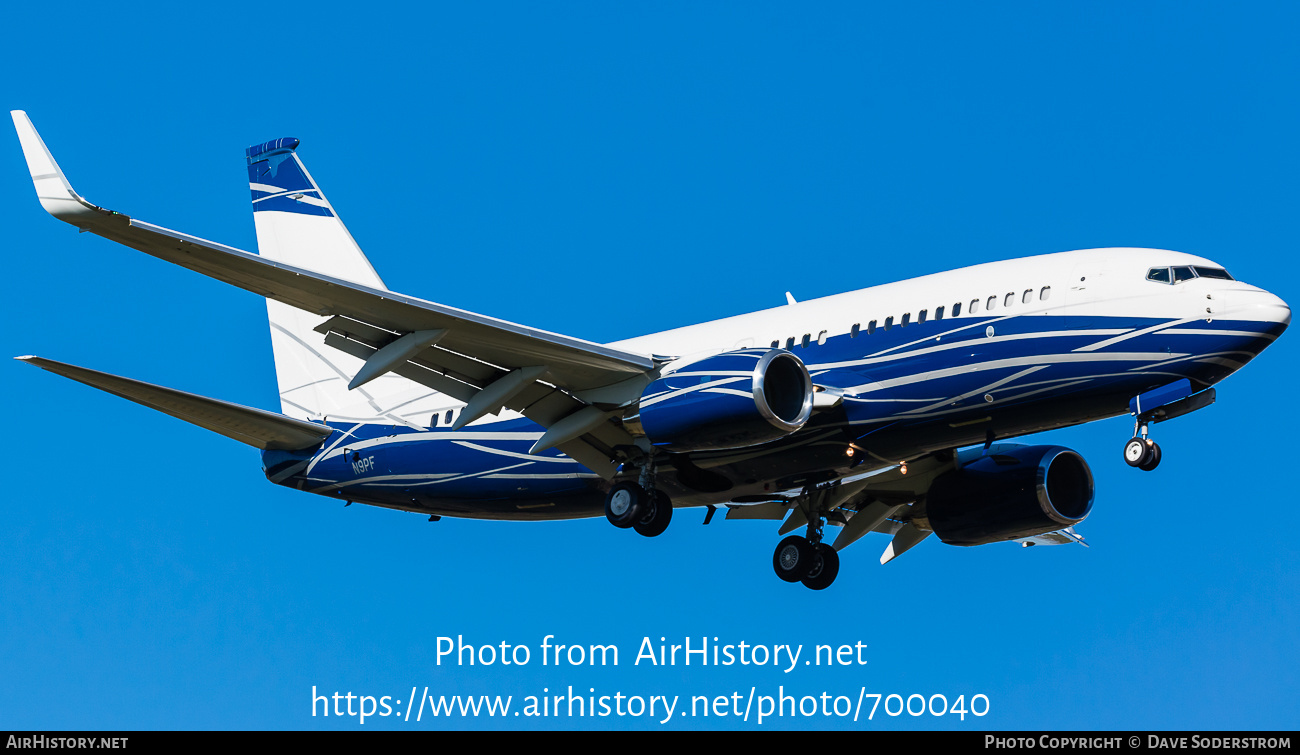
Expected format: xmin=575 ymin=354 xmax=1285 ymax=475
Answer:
xmin=1123 ymin=421 xmax=1162 ymax=471
xmin=1123 ymin=379 xmax=1220 ymax=473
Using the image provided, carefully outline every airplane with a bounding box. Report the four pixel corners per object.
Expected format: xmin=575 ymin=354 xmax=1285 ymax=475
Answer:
xmin=11 ymin=111 xmax=1290 ymax=590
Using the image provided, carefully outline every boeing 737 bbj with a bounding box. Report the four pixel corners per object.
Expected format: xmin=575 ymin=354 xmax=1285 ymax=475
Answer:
xmin=12 ymin=111 xmax=1290 ymax=589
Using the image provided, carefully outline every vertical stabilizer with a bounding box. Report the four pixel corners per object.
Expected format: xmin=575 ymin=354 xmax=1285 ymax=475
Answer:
xmin=246 ymin=138 xmax=445 ymax=424
xmin=246 ymin=138 xmax=385 ymax=288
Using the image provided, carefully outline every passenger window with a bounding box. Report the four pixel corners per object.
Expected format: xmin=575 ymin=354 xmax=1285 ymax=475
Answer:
xmin=867 ymin=320 xmax=877 ymax=335
xmin=884 ymin=316 xmax=894 ymax=331
xmin=901 ymin=313 xmax=910 ymax=327
xmin=919 ymin=309 xmax=928 ymax=323
xmin=850 ymin=323 xmax=859 ymax=338
xmin=817 ymin=330 xmax=828 ymax=345
xmin=445 ymin=410 xmax=454 ymax=425
xmin=1147 ymin=267 xmax=1171 ymax=284
xmin=786 ymin=337 xmax=795 ymax=349
xmin=1004 ymin=292 xmax=1014 ymax=308
xmin=430 ymin=413 xmax=440 ymax=427
xmin=1193 ymin=266 xmax=1233 ymax=280
xmin=1173 ymin=266 xmax=1196 ymax=283
xmin=935 ymin=305 xmax=945 ymax=320
xmin=969 ymin=299 xmax=979 ymax=314
xmin=801 ymin=334 xmax=810 ymax=348
xmin=1022 ymin=289 xmax=1032 ymax=304
xmin=1039 ymin=286 xmax=1050 ymax=300
xmin=953 ymin=302 xmax=962 ymax=317
xmin=771 ymin=340 xmax=779 ymax=348
xmin=987 ymin=295 xmax=997 ymax=311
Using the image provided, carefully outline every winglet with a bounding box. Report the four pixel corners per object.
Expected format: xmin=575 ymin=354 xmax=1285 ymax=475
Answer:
xmin=11 ymin=110 xmax=113 ymax=225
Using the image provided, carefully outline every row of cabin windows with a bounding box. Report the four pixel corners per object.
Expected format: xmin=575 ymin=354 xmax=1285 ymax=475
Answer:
xmin=769 ymin=286 xmax=1052 ymax=349
xmin=430 ymin=409 xmax=457 ymax=427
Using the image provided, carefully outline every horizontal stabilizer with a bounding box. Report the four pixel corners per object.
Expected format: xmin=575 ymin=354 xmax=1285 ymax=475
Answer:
xmin=16 ymin=356 xmax=332 ymax=451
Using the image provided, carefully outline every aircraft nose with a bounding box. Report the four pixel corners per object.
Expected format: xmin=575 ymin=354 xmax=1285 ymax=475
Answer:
xmin=1261 ymin=291 xmax=1289 ymax=327
xmin=1230 ymin=289 xmax=1290 ymax=328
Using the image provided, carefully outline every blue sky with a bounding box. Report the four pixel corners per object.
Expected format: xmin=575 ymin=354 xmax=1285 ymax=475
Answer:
xmin=1 ymin=1 xmax=1297 ymax=730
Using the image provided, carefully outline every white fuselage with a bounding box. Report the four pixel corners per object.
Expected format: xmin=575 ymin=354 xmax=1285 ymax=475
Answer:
xmin=611 ymin=247 xmax=1287 ymax=362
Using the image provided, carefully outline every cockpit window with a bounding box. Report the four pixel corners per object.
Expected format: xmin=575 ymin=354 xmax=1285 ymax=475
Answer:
xmin=1193 ymin=266 xmax=1233 ymax=280
xmin=1148 ymin=265 xmax=1234 ymax=285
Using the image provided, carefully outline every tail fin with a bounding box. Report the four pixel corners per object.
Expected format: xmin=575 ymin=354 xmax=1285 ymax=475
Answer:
xmin=246 ymin=138 xmax=443 ymax=425
xmin=246 ymin=138 xmax=385 ymax=287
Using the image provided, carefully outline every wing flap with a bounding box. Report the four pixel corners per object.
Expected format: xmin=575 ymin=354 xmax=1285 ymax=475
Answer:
xmin=17 ymin=356 xmax=332 ymax=451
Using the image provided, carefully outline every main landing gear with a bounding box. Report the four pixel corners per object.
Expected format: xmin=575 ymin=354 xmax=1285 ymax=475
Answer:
xmin=772 ymin=500 xmax=840 ymax=590
xmin=603 ymin=464 xmax=673 ymax=538
xmin=1123 ymin=420 xmax=1162 ymax=472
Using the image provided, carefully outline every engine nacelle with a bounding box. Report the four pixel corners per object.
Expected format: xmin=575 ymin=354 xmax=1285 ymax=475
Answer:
xmin=925 ymin=445 xmax=1094 ymax=546
xmin=626 ymin=349 xmax=814 ymax=452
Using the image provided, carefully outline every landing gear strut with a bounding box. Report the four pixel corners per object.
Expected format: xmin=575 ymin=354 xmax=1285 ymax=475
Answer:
xmin=1123 ymin=420 xmax=1162 ymax=471
xmin=771 ymin=493 xmax=841 ymax=590
xmin=603 ymin=462 xmax=673 ymax=537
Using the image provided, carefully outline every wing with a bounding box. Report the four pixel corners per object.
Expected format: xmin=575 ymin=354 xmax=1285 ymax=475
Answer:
xmin=13 ymin=111 xmax=658 ymax=477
